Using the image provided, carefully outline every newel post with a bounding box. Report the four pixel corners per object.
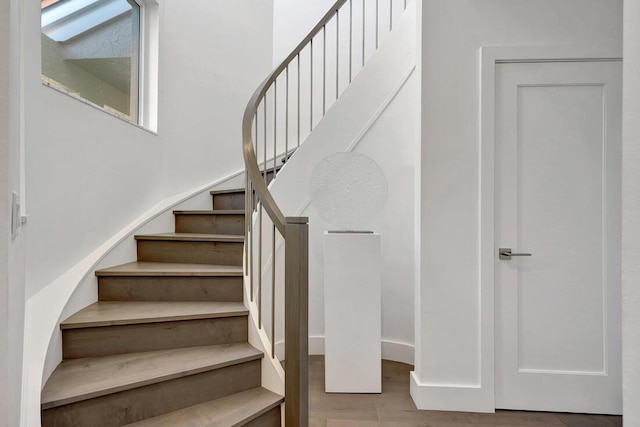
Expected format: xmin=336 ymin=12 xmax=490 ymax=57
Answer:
xmin=284 ymin=216 xmax=309 ymax=427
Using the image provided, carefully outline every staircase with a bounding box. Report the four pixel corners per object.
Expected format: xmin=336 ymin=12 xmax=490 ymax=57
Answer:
xmin=39 ymin=0 xmax=412 ymax=423
xmin=40 ymin=189 xmax=283 ymax=427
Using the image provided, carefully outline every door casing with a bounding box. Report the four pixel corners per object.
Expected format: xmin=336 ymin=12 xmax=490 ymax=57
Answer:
xmin=479 ymin=44 xmax=623 ymax=412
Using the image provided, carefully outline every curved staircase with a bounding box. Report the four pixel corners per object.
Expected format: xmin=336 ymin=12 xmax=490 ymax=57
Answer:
xmin=41 ymin=189 xmax=283 ymax=427
xmin=40 ymin=0 xmax=412 ymax=423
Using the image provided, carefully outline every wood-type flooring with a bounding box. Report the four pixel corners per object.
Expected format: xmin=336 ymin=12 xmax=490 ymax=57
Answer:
xmin=309 ymin=356 xmax=622 ymax=427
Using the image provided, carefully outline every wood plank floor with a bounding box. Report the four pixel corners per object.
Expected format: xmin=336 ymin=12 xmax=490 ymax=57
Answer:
xmin=309 ymin=356 xmax=622 ymax=427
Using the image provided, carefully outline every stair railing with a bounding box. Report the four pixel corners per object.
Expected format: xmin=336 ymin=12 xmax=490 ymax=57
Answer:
xmin=242 ymin=1 xmax=408 ymax=425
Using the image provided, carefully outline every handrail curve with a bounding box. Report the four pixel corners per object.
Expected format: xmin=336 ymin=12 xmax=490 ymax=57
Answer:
xmin=241 ymin=1 xmax=408 ymax=425
xmin=242 ymin=0 xmax=349 ymax=231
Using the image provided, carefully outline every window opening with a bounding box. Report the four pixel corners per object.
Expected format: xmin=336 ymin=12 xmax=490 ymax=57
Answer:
xmin=41 ymin=0 xmax=141 ymax=122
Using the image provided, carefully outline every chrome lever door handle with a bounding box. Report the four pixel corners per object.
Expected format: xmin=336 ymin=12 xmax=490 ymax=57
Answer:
xmin=499 ymin=248 xmax=532 ymax=260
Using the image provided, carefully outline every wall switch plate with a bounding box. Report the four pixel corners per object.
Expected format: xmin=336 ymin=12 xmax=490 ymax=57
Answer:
xmin=11 ymin=192 xmax=20 ymax=240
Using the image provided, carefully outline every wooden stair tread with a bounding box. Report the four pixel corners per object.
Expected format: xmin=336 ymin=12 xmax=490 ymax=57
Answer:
xmin=173 ymin=210 xmax=244 ymax=215
xmin=41 ymin=343 xmax=263 ymax=410
xmin=134 ymin=233 xmax=244 ymax=242
xmin=122 ymin=387 xmax=283 ymax=427
xmin=96 ymin=262 xmax=243 ymax=277
xmin=209 ymin=188 xmax=245 ymax=195
xmin=61 ymin=301 xmax=248 ymax=329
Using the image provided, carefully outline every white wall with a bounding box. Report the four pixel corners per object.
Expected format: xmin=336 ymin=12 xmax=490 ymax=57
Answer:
xmin=273 ymin=0 xmax=408 ymax=66
xmin=1 ymin=0 xmax=27 ymax=426
xmin=159 ymin=1 xmax=273 ymax=196
xmin=273 ymin=0 xmax=333 ymax=64
xmin=25 ymin=0 xmax=273 ymax=293
xmin=622 ymin=1 xmax=640 ymax=423
xmin=415 ymin=0 xmax=622 ymax=411
xmin=16 ymin=1 xmax=273 ymax=424
xmin=25 ymin=0 xmax=274 ymax=300
xmin=0 ymin=0 xmax=11 ymax=423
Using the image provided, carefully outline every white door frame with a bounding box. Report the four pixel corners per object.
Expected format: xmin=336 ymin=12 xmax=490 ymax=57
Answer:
xmin=479 ymin=44 xmax=622 ymax=410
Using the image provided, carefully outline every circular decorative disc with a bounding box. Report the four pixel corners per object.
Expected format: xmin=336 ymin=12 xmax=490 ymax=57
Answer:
xmin=309 ymin=152 xmax=388 ymax=231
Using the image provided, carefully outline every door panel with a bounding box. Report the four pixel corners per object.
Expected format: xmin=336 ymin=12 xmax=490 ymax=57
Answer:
xmin=495 ymin=61 xmax=621 ymax=414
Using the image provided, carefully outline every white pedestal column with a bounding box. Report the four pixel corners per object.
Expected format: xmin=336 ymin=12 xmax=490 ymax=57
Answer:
xmin=324 ymin=231 xmax=381 ymax=393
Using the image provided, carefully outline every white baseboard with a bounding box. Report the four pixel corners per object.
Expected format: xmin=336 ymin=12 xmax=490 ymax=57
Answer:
xmin=381 ymin=339 xmax=414 ymax=365
xmin=276 ymin=336 xmax=414 ymax=366
xmin=309 ymin=335 xmax=325 ymax=356
xmin=409 ymin=371 xmax=494 ymax=412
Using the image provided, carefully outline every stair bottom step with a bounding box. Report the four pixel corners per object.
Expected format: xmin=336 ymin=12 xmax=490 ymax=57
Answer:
xmin=42 ymin=360 xmax=262 ymax=427
xmin=123 ymin=387 xmax=283 ymax=427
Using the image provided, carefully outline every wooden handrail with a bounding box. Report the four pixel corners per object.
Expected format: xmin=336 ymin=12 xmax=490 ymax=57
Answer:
xmin=241 ymin=0 xmax=349 ymax=233
xmin=241 ymin=2 xmax=349 ymax=426
xmin=241 ymin=0 xmax=406 ymax=424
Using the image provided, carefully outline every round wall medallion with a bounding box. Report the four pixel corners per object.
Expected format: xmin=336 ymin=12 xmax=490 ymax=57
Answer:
xmin=309 ymin=152 xmax=388 ymax=231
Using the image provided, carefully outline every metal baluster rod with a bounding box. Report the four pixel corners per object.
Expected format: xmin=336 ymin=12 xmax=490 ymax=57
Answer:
xmin=245 ymin=171 xmax=249 ymax=276
xmin=263 ymin=97 xmax=267 ymax=184
xmin=323 ymin=25 xmax=326 ymax=116
xmin=260 ymin=98 xmax=266 ymax=326
xmin=375 ymin=0 xmax=379 ymax=49
xmin=297 ymin=54 xmax=301 ymax=148
xmin=250 ymin=113 xmax=257 ymax=301
xmin=249 ymin=181 xmax=254 ymax=301
xmin=336 ymin=10 xmax=339 ymax=100
xmin=285 ymin=66 xmax=289 ymax=159
xmin=310 ymin=39 xmax=313 ymax=132
xmin=271 ymin=223 xmax=276 ymax=358
xmin=349 ymin=0 xmax=352 ymax=82
xmin=362 ymin=0 xmax=365 ymax=67
xmin=273 ymin=80 xmax=277 ymax=179
xmin=258 ymin=205 xmax=263 ymax=327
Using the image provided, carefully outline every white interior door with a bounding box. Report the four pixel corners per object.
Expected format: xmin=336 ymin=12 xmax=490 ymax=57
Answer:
xmin=495 ymin=61 xmax=622 ymax=414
